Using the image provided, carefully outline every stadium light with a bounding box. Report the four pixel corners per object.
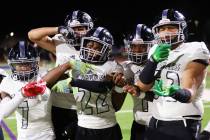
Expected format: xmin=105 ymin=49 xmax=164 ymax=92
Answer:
xmin=10 ymin=32 xmax=14 ymax=37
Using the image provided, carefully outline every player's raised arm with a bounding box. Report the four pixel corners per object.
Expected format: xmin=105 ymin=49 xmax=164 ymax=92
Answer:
xmin=28 ymin=27 xmax=59 ymax=54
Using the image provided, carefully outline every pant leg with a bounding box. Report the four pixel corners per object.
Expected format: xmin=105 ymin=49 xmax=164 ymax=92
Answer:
xmin=51 ymin=106 xmax=78 ymax=140
xmin=130 ymin=121 xmax=147 ymax=140
xmin=75 ymin=124 xmax=122 ymax=140
xmin=186 ymin=119 xmax=201 ymax=140
xmin=145 ymin=117 xmax=194 ymax=140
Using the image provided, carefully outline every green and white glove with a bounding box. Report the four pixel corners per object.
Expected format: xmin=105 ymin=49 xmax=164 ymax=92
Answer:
xmin=69 ymin=60 xmax=95 ymax=76
xmin=151 ymin=43 xmax=171 ymax=63
xmin=51 ymin=78 xmax=72 ymax=94
xmin=153 ymin=80 xmax=180 ymax=96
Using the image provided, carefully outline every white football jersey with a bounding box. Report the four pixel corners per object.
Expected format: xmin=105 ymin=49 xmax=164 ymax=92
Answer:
xmin=122 ymin=61 xmax=153 ymax=125
xmin=71 ymin=60 xmax=121 ymax=129
xmin=50 ymin=34 xmax=80 ymax=109
xmin=150 ymin=42 xmax=210 ymax=121
xmin=0 ymin=76 xmax=54 ymax=140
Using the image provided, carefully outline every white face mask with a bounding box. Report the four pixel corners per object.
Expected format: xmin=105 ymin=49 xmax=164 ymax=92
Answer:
xmin=154 ymin=25 xmax=185 ymax=45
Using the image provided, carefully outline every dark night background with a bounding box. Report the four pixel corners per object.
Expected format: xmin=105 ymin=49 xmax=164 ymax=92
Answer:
xmin=0 ymin=0 xmax=210 ymax=49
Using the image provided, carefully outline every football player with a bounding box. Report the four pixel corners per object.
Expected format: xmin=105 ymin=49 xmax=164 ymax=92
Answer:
xmin=39 ymin=27 xmax=126 ymax=140
xmin=124 ymin=9 xmax=210 ymax=140
xmin=28 ymin=10 xmax=94 ymax=140
xmin=0 ymin=41 xmax=54 ymax=140
xmin=123 ymin=24 xmax=154 ymax=140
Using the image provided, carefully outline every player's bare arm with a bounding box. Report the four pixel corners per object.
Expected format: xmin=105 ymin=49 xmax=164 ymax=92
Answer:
xmin=110 ymin=72 xmax=127 ymax=111
xmin=42 ymin=62 xmax=72 ymax=88
xmin=28 ymin=27 xmax=58 ymax=54
xmin=182 ymin=61 xmax=208 ymax=102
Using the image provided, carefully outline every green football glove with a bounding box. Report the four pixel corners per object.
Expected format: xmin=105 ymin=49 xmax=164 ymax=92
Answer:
xmin=153 ymin=80 xmax=180 ymax=96
xmin=151 ymin=43 xmax=171 ymax=63
xmin=51 ymin=78 xmax=72 ymax=94
xmin=167 ymin=84 xmax=181 ymax=96
xmin=153 ymin=80 xmax=168 ymax=96
xmin=69 ymin=60 xmax=95 ymax=76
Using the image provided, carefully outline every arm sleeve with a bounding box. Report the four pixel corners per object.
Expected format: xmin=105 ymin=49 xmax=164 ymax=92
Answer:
xmin=70 ymin=79 xmax=113 ymax=93
xmin=0 ymin=93 xmax=25 ymax=121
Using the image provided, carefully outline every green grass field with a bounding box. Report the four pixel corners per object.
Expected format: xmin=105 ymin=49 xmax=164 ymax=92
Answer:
xmin=1 ymin=65 xmax=210 ymax=140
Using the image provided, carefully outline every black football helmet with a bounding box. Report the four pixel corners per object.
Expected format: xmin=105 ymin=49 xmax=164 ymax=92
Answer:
xmin=64 ymin=10 xmax=94 ymax=49
xmin=152 ymin=9 xmax=187 ymax=45
xmin=8 ymin=41 xmax=39 ymax=81
xmin=80 ymin=27 xmax=113 ymax=64
xmin=65 ymin=10 xmax=93 ymax=30
xmin=126 ymin=24 xmax=154 ymax=65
